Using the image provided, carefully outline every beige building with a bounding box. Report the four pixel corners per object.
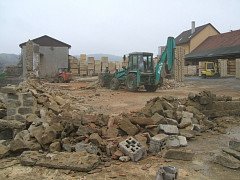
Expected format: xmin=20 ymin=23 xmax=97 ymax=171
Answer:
xmin=175 ymin=22 xmax=220 ymax=65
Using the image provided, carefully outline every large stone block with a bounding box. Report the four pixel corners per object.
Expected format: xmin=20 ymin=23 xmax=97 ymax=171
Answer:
xmin=214 ymin=152 xmax=240 ymax=169
xmin=23 ymin=99 xmax=34 ymax=107
xmin=156 ymin=166 xmax=178 ymax=180
xmin=149 ymin=134 xmax=168 ymax=153
xmin=164 ymin=149 xmax=194 ymax=161
xmin=20 ymin=151 xmax=100 ymax=172
xmin=118 ymin=118 xmax=138 ymax=136
xmin=0 ymin=86 xmax=17 ymax=94
xmin=7 ymin=100 xmax=21 ymax=108
xmin=119 ymin=137 xmax=147 ymax=162
xmin=159 ymin=124 xmax=179 ymax=135
xmin=229 ymin=139 xmax=240 ymax=152
xmin=7 ymin=93 xmax=19 ymax=100
xmin=18 ymin=107 xmax=33 ymax=115
xmin=0 ymin=144 xmax=9 ymax=159
xmin=7 ymin=108 xmax=17 ymax=116
xmin=22 ymin=93 xmax=33 ymax=100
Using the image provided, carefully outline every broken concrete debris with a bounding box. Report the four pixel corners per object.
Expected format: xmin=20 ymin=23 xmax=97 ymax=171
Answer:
xmin=119 ymin=137 xmax=147 ymax=162
xmin=164 ymin=149 xmax=194 ymax=161
xmin=0 ymin=80 xmax=240 ymax=174
xmin=20 ymin=151 xmax=100 ymax=172
xmin=156 ymin=166 xmax=178 ymax=180
xmin=214 ymin=139 xmax=240 ymax=169
xmin=229 ymin=139 xmax=240 ymax=152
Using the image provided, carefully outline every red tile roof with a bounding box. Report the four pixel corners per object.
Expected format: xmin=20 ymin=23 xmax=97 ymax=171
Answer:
xmin=175 ymin=23 xmax=220 ymax=45
xmin=192 ymin=29 xmax=240 ymax=52
xmin=185 ymin=29 xmax=240 ymax=60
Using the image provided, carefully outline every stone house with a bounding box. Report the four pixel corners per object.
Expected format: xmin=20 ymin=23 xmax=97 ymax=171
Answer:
xmin=175 ymin=22 xmax=220 ymax=65
xmin=19 ymin=35 xmax=71 ymax=78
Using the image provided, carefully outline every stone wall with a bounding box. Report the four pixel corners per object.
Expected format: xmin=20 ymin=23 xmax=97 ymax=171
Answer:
xmin=1 ymin=86 xmax=36 ymax=121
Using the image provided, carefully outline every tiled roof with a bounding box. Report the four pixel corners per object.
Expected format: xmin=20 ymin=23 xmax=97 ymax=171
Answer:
xmin=175 ymin=23 xmax=219 ymax=45
xmin=19 ymin=35 xmax=71 ymax=48
xmin=185 ymin=29 xmax=240 ymax=60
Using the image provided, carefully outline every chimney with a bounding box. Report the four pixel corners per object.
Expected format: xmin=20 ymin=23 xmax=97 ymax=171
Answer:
xmin=191 ymin=21 xmax=195 ymax=34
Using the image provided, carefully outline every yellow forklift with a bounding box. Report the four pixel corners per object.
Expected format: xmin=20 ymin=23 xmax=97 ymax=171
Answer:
xmin=201 ymin=61 xmax=220 ymax=78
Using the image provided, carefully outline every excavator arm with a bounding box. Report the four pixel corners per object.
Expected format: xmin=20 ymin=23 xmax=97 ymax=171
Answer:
xmin=155 ymin=37 xmax=176 ymax=85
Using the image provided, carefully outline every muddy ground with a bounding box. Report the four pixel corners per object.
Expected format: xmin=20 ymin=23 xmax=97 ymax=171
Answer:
xmin=0 ymin=77 xmax=240 ymax=180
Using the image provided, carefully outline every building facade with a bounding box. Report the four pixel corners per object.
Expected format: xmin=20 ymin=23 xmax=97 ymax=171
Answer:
xmin=19 ymin=35 xmax=71 ymax=78
xmin=175 ymin=22 xmax=220 ymax=61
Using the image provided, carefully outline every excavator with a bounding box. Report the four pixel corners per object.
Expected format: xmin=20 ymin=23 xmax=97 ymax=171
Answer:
xmin=99 ymin=37 xmax=176 ymax=92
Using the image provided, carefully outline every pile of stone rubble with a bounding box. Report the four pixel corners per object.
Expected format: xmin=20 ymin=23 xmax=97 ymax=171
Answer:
xmin=0 ymin=80 xmax=240 ymax=172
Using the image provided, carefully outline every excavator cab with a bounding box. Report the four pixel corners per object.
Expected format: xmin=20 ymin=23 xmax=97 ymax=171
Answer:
xmin=128 ymin=53 xmax=154 ymax=73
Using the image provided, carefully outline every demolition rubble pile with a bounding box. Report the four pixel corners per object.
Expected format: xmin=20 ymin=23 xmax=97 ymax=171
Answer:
xmin=159 ymin=79 xmax=185 ymax=90
xmin=0 ymin=80 xmax=240 ymax=172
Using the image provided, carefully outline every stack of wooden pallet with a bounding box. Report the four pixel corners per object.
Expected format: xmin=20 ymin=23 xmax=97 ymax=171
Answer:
xmin=101 ymin=57 xmax=109 ymax=72
xmin=198 ymin=61 xmax=206 ymax=76
xmin=184 ymin=65 xmax=197 ymax=76
xmin=87 ymin=57 xmax=95 ymax=76
xmin=227 ymin=59 xmax=236 ymax=75
xmin=115 ymin=61 xmax=122 ymax=70
xmin=95 ymin=60 xmax=101 ymax=74
xmin=68 ymin=55 xmax=79 ymax=75
xmin=219 ymin=59 xmax=228 ymax=77
xmin=108 ymin=61 xmax=116 ymax=72
xmin=174 ymin=47 xmax=185 ymax=82
xmin=80 ymin=54 xmax=87 ymax=76
xmin=236 ymin=59 xmax=240 ymax=79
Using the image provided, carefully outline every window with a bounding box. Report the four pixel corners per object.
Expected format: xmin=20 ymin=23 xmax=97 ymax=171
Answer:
xmin=207 ymin=63 xmax=214 ymax=69
xmin=132 ymin=55 xmax=138 ymax=69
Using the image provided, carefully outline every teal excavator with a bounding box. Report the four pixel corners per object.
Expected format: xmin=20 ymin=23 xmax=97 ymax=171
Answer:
xmin=99 ymin=37 xmax=176 ymax=92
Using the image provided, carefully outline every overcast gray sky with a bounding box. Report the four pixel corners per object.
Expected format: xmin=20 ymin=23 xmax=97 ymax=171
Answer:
xmin=0 ymin=0 xmax=239 ymax=56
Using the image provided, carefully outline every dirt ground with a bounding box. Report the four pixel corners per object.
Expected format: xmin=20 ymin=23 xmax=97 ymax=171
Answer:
xmin=0 ymin=77 xmax=240 ymax=180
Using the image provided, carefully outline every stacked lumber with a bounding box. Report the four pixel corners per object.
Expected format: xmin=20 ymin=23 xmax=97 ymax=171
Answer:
xmin=227 ymin=59 xmax=236 ymax=75
xmin=95 ymin=60 xmax=101 ymax=74
xmin=108 ymin=61 xmax=116 ymax=72
xmin=184 ymin=65 xmax=197 ymax=76
xmin=174 ymin=47 xmax=185 ymax=82
xmin=219 ymin=59 xmax=228 ymax=77
xmin=68 ymin=56 xmax=79 ymax=75
xmin=79 ymin=54 xmax=87 ymax=76
xmin=87 ymin=57 xmax=95 ymax=76
xmin=101 ymin=57 xmax=109 ymax=72
xmin=236 ymin=59 xmax=240 ymax=79
xmin=198 ymin=61 xmax=206 ymax=76
xmin=115 ymin=61 xmax=122 ymax=70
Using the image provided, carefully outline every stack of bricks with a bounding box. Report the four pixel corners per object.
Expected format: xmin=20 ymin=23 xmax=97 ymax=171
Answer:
xmin=174 ymin=47 xmax=185 ymax=82
xmin=79 ymin=54 xmax=87 ymax=76
xmin=219 ymin=59 xmax=228 ymax=77
xmin=68 ymin=56 xmax=79 ymax=75
xmin=101 ymin=57 xmax=109 ymax=72
xmin=236 ymin=59 xmax=240 ymax=79
xmin=108 ymin=61 xmax=116 ymax=73
xmin=87 ymin=57 xmax=95 ymax=76
xmin=1 ymin=86 xmax=35 ymax=121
